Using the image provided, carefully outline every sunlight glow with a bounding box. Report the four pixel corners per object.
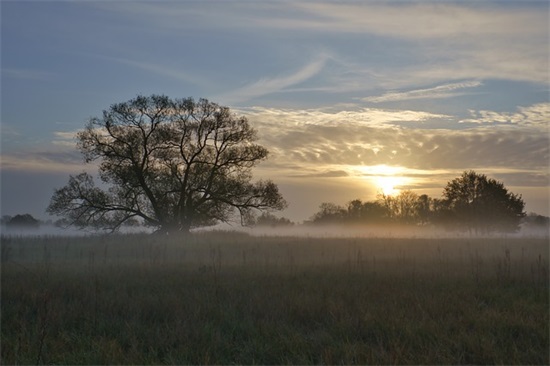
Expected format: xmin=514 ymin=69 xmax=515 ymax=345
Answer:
xmin=376 ymin=176 xmax=402 ymax=196
xmin=354 ymin=165 xmax=411 ymax=196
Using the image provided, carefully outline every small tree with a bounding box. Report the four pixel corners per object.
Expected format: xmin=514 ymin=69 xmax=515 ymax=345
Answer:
xmin=6 ymin=214 xmax=40 ymax=229
xmin=442 ymin=171 xmax=525 ymax=233
xmin=47 ymin=95 xmax=286 ymax=234
xmin=310 ymin=202 xmax=347 ymax=224
xmin=254 ymin=212 xmax=294 ymax=227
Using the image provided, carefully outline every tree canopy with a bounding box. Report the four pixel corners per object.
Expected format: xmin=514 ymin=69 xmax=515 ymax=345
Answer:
xmin=308 ymin=171 xmax=526 ymax=233
xmin=5 ymin=214 xmax=41 ymax=229
xmin=440 ymin=170 xmax=525 ymax=233
xmin=47 ymin=95 xmax=286 ymax=233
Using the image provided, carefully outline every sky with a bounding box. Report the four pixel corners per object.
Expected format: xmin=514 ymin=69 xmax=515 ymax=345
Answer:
xmin=1 ymin=1 xmax=549 ymax=224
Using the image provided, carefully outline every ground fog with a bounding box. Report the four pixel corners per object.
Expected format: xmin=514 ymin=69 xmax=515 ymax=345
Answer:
xmin=1 ymin=231 xmax=548 ymax=364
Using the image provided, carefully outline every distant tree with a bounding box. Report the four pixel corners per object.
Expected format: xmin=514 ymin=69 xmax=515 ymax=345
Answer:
xmin=360 ymin=201 xmax=390 ymax=223
xmin=6 ymin=214 xmax=40 ymax=229
xmin=523 ymin=213 xmax=550 ymax=229
xmin=346 ymin=199 xmax=388 ymax=224
xmin=47 ymin=95 xmax=286 ymax=234
xmin=429 ymin=197 xmax=453 ymax=228
xmin=442 ymin=171 xmax=525 ymax=233
xmin=310 ymin=202 xmax=347 ymax=224
xmin=361 ymin=201 xmax=389 ymax=223
xmin=416 ymin=194 xmax=432 ymax=225
xmin=254 ymin=212 xmax=294 ymax=227
xmin=310 ymin=199 xmax=390 ymax=225
xmin=397 ymin=190 xmax=420 ymax=224
xmin=378 ymin=190 xmax=421 ymax=224
xmin=1 ymin=215 xmax=13 ymax=225
xmin=347 ymin=199 xmax=364 ymax=222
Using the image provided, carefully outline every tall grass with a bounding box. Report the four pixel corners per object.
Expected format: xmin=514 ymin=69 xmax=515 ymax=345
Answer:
xmin=1 ymin=232 xmax=548 ymax=364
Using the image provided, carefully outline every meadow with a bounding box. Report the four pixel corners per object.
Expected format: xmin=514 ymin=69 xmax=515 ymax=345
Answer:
xmin=1 ymin=231 xmax=549 ymax=364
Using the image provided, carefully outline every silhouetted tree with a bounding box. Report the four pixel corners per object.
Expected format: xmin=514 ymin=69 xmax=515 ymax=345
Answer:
xmin=360 ymin=201 xmax=390 ymax=223
xmin=309 ymin=199 xmax=390 ymax=225
xmin=442 ymin=171 xmax=525 ymax=233
xmin=416 ymin=194 xmax=432 ymax=225
xmin=254 ymin=212 xmax=294 ymax=227
xmin=523 ymin=213 xmax=550 ymax=229
xmin=6 ymin=214 xmax=40 ymax=229
xmin=47 ymin=95 xmax=286 ymax=234
xmin=310 ymin=202 xmax=347 ymax=224
xmin=347 ymin=199 xmax=364 ymax=222
xmin=429 ymin=198 xmax=452 ymax=228
xmin=378 ymin=190 xmax=421 ymax=224
xmin=347 ymin=199 xmax=389 ymax=224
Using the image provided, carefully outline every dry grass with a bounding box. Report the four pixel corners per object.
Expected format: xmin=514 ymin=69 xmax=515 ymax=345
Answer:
xmin=1 ymin=232 xmax=548 ymax=364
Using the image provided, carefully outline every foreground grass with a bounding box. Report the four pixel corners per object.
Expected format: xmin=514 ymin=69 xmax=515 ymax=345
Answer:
xmin=2 ymin=233 xmax=549 ymax=364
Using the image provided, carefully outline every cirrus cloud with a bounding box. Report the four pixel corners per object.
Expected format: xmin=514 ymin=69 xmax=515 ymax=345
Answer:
xmin=218 ymin=55 xmax=329 ymax=104
xmin=363 ymin=80 xmax=483 ymax=103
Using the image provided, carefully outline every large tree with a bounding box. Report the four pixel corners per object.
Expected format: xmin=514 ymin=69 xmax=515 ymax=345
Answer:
xmin=47 ymin=95 xmax=286 ymax=233
xmin=441 ymin=171 xmax=525 ymax=233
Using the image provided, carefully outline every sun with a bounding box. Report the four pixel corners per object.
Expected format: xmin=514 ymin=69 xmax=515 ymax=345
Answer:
xmin=376 ymin=176 xmax=402 ymax=196
xmin=354 ymin=164 xmax=411 ymax=196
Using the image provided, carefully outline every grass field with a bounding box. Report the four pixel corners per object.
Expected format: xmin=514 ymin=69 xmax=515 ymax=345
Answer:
xmin=1 ymin=231 xmax=549 ymax=364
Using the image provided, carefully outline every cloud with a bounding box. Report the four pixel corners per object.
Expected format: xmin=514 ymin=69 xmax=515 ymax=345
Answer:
xmin=0 ymin=124 xmax=21 ymax=138
xmin=363 ymin=80 xmax=482 ymax=103
xmin=1 ymin=150 xmax=84 ymax=173
xmin=219 ymin=55 xmax=328 ymax=104
xmin=240 ymin=106 xmax=449 ymax=128
xmin=271 ymin=3 xmax=547 ymax=83
xmin=288 ymin=3 xmax=547 ymax=85
xmin=100 ymin=55 xmax=214 ymax=89
xmin=87 ymin=2 xmax=548 ymax=89
xmin=244 ymin=105 xmax=549 ymax=181
xmin=1 ymin=129 xmax=87 ymax=173
xmin=287 ymin=3 xmax=545 ymax=39
xmin=52 ymin=131 xmax=80 ymax=148
xmin=287 ymin=170 xmax=349 ymax=178
xmin=460 ymin=103 xmax=550 ymax=128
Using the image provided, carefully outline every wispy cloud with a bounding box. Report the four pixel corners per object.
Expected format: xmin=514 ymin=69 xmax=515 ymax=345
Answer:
xmin=0 ymin=150 xmax=84 ymax=173
xmin=100 ymin=55 xmax=214 ymax=89
xmin=52 ymin=131 xmax=80 ymax=148
xmin=240 ymin=106 xmax=449 ymax=128
xmin=288 ymin=3 xmax=545 ymax=39
xmin=2 ymin=130 xmax=85 ymax=172
xmin=220 ymin=55 xmax=328 ymax=104
xmin=86 ymin=2 xmax=548 ymax=88
xmin=460 ymin=103 xmax=550 ymax=128
xmin=363 ymin=81 xmax=482 ymax=103
xmin=0 ymin=124 xmax=21 ymax=138
xmin=289 ymin=4 xmax=548 ymax=85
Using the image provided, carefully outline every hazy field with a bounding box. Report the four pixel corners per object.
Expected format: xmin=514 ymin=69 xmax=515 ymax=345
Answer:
xmin=2 ymin=231 xmax=548 ymax=364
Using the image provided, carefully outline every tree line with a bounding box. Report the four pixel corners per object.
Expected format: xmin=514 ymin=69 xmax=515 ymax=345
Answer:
xmin=307 ymin=171 xmax=527 ymax=234
xmin=1 ymin=214 xmax=42 ymax=229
